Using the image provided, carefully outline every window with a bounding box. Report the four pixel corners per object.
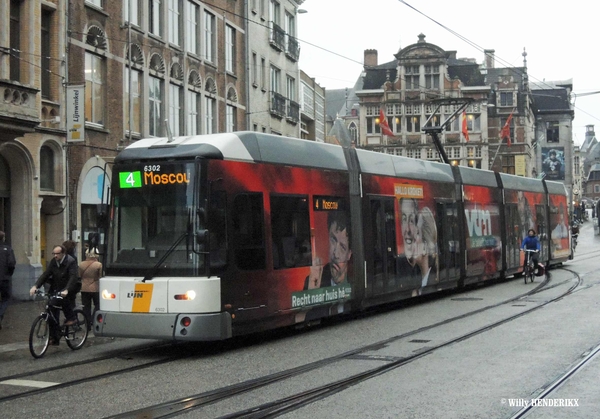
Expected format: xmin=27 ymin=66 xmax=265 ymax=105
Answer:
xmin=86 ymin=0 xmax=102 ymax=7
xmin=405 ymin=65 xmax=420 ymax=90
xmin=226 ymin=105 xmax=235 ymax=132
xmin=85 ymin=53 xmax=104 ymax=125
xmin=466 ymin=113 xmax=481 ymax=131
xmin=501 ymin=155 xmax=515 ymax=175
xmin=233 ymin=193 xmax=265 ymax=270
xmin=204 ymin=96 xmax=216 ymax=134
xmin=204 ymin=11 xmax=215 ymax=63
xmin=252 ymin=52 xmax=258 ymax=86
xmin=547 ymin=121 xmax=559 ymax=143
xmin=270 ymin=0 xmax=280 ymax=25
xmin=286 ymin=76 xmax=295 ymax=101
xmin=499 ymin=91 xmax=513 ymax=107
xmin=168 ymin=0 xmax=180 ymax=46
xmin=124 ymin=0 xmax=140 ymax=26
xmin=169 ymin=84 xmax=181 ymax=137
xmin=270 ymin=66 xmax=281 ymax=93
xmin=149 ymin=76 xmax=163 ymax=136
xmin=41 ymin=11 xmax=52 ymax=99
xmin=595 ymin=185 xmax=600 ymax=194
xmin=124 ymin=69 xmax=142 ymax=134
xmin=10 ymin=0 xmax=20 ymax=82
xmin=40 ymin=146 xmax=55 ymax=191
xmin=186 ymin=90 xmax=200 ymax=135
xmin=149 ymin=0 xmax=162 ymax=36
xmin=225 ymin=25 xmax=236 ymax=73
xmin=261 ymin=57 xmax=267 ymax=90
xmin=270 ymin=195 xmax=311 ymax=270
xmin=185 ymin=1 xmax=198 ymax=54
xmin=349 ymin=122 xmax=358 ymax=145
xmin=406 ymin=116 xmax=420 ymax=133
xmin=424 ymin=65 xmax=439 ymax=89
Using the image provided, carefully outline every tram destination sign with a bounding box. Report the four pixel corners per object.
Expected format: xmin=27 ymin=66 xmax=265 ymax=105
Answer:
xmin=118 ymin=166 xmax=191 ymax=189
xmin=313 ymin=196 xmax=345 ymax=212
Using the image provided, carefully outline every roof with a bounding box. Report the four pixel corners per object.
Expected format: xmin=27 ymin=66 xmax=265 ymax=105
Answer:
xmin=531 ymin=88 xmax=572 ymax=113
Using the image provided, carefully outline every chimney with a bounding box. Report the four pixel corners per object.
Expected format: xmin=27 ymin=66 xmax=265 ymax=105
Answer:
xmin=364 ymin=49 xmax=378 ymax=68
xmin=484 ymin=49 xmax=495 ymax=69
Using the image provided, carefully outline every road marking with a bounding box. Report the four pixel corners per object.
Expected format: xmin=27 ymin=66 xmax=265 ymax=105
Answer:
xmin=0 ymin=379 xmax=59 ymax=388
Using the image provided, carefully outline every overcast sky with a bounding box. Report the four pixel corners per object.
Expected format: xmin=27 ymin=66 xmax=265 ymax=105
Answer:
xmin=297 ymin=0 xmax=599 ymax=146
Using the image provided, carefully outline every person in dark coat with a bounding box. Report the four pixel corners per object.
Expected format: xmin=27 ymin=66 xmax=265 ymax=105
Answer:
xmin=30 ymin=244 xmax=79 ymax=345
xmin=0 ymin=231 xmax=16 ymax=330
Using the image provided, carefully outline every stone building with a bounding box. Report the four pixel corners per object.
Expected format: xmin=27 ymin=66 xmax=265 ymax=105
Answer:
xmin=246 ymin=0 xmax=305 ymax=136
xmin=327 ymin=35 xmax=537 ymax=175
xmin=1 ymin=0 xmax=69 ymax=299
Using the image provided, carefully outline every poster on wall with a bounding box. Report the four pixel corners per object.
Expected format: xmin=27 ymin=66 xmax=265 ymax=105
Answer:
xmin=541 ymin=147 xmax=565 ymax=180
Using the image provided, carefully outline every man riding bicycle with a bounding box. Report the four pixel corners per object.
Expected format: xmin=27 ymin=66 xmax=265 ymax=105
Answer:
xmin=29 ymin=244 xmax=80 ymax=346
xmin=521 ymin=228 xmax=541 ymax=270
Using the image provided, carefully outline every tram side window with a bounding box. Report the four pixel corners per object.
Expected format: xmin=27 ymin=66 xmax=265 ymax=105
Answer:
xmin=270 ymin=195 xmax=311 ymax=270
xmin=232 ymin=193 xmax=265 ymax=270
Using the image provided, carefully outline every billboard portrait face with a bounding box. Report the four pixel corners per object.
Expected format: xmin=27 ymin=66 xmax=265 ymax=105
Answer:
xmin=542 ymin=147 xmax=565 ymax=180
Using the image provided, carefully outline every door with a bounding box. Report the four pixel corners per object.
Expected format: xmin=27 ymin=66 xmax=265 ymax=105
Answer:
xmin=436 ymin=201 xmax=461 ymax=283
xmin=367 ymin=197 xmax=397 ymax=295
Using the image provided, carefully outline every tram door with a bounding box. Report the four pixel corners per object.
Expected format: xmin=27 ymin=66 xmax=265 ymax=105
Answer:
xmin=368 ymin=197 xmax=397 ymax=294
xmin=505 ymin=204 xmax=521 ymax=269
xmin=436 ymin=201 xmax=461 ymax=283
xmin=536 ymin=205 xmax=548 ymax=261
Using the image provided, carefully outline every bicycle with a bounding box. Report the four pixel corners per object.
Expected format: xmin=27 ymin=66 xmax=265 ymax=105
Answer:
xmin=29 ymin=290 xmax=89 ymax=359
xmin=522 ymin=249 xmax=538 ymax=284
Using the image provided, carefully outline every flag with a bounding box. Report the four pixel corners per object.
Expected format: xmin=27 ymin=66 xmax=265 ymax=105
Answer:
xmin=500 ymin=111 xmax=514 ymax=147
xmin=379 ymin=109 xmax=395 ymax=137
xmin=461 ymin=111 xmax=469 ymax=142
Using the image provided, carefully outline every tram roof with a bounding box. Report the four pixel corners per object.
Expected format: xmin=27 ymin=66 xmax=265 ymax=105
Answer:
xmin=115 ymin=132 xmax=348 ymax=171
xmin=356 ymin=150 xmax=455 ymax=183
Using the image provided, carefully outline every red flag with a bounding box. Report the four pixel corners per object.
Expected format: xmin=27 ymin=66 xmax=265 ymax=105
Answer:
xmin=461 ymin=111 xmax=469 ymax=142
xmin=500 ymin=111 xmax=513 ymax=147
xmin=379 ymin=109 xmax=395 ymax=137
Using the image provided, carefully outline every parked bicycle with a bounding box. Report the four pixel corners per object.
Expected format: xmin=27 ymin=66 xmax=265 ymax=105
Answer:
xmin=29 ymin=290 xmax=89 ymax=358
xmin=522 ymin=249 xmax=538 ymax=284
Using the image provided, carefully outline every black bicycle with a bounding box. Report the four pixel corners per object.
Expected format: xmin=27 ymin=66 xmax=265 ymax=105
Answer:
xmin=522 ymin=249 xmax=537 ymax=284
xmin=29 ymin=290 xmax=89 ymax=358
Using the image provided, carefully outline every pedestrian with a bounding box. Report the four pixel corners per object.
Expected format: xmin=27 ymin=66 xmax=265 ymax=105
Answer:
xmin=29 ymin=245 xmax=79 ymax=345
xmin=0 ymin=231 xmax=16 ymax=330
xmin=79 ymin=247 xmax=102 ymax=331
xmin=62 ymin=239 xmax=78 ymax=264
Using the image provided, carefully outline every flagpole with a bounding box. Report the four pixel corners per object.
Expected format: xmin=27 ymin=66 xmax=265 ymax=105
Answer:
xmin=490 ymin=144 xmax=502 ymax=169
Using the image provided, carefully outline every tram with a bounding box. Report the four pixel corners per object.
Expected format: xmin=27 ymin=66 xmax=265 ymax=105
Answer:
xmin=93 ymin=132 xmax=571 ymax=341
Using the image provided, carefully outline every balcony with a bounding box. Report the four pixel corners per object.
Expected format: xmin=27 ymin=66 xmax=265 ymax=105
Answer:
xmin=0 ymin=79 xmax=40 ymax=135
xmin=287 ymin=100 xmax=300 ymax=124
xmin=270 ymin=92 xmax=286 ymax=118
xmin=286 ymin=36 xmax=300 ymax=62
xmin=270 ymin=23 xmax=285 ymax=52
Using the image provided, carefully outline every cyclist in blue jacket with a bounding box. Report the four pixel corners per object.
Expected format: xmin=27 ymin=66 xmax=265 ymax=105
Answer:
xmin=521 ymin=228 xmax=540 ymax=270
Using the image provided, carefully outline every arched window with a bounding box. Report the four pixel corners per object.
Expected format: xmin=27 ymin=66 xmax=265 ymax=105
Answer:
xmin=40 ymin=145 xmax=55 ymax=191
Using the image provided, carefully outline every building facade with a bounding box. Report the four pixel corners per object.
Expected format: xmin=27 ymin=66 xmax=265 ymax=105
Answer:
xmin=246 ymin=0 xmax=304 ymax=136
xmin=1 ymin=0 xmax=70 ymax=299
xmin=299 ymin=70 xmax=325 ymax=142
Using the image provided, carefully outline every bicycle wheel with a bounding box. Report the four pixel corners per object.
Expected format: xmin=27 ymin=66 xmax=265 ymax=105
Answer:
xmin=29 ymin=315 xmax=50 ymax=359
xmin=65 ymin=309 xmax=89 ymax=350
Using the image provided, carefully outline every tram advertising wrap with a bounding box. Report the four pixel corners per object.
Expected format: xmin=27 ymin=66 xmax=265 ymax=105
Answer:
xmin=93 ymin=132 xmax=573 ymax=342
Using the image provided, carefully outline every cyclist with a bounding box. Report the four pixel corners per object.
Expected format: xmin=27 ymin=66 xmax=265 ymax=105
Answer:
xmin=521 ymin=228 xmax=540 ymax=272
xmin=29 ymin=244 xmax=80 ymax=346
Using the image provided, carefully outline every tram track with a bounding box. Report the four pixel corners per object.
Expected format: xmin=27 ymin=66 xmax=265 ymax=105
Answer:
xmin=0 ymin=269 xmax=551 ymax=404
xmin=102 ymin=270 xmax=581 ymax=419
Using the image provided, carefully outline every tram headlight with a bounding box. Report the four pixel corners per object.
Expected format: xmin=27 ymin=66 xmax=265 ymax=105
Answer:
xmin=174 ymin=290 xmax=196 ymax=300
xmin=102 ymin=289 xmax=116 ymax=300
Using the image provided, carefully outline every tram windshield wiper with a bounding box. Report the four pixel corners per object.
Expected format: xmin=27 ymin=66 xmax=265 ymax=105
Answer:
xmin=142 ymin=232 xmax=188 ymax=282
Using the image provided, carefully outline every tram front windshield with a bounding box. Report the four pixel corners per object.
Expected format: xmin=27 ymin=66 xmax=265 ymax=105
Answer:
xmin=106 ymin=162 xmax=202 ymax=277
